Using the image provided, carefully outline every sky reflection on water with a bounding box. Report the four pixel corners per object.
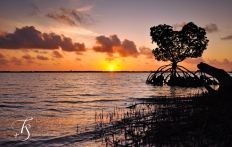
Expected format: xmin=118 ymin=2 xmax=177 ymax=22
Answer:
xmin=0 ymin=72 xmax=217 ymax=146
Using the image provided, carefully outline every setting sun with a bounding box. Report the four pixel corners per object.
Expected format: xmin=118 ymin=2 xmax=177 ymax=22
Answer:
xmin=109 ymin=65 xmax=114 ymax=71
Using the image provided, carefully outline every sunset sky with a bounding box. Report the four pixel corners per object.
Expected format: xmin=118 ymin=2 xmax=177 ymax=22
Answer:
xmin=0 ymin=0 xmax=232 ymax=71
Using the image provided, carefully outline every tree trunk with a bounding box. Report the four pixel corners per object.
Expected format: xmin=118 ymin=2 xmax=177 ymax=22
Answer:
xmin=197 ymin=62 xmax=232 ymax=93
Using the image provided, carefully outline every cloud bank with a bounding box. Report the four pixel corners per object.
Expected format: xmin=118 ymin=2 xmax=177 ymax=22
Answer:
xmin=0 ymin=26 xmax=86 ymax=53
xmin=0 ymin=27 xmax=155 ymax=63
xmin=93 ymin=34 xmax=139 ymax=58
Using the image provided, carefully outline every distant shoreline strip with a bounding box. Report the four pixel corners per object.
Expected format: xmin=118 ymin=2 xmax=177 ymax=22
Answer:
xmin=0 ymin=71 xmax=151 ymax=73
xmin=0 ymin=71 xmax=231 ymax=73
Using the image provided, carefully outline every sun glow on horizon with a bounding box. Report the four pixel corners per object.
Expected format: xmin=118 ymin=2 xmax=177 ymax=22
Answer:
xmin=109 ymin=65 xmax=114 ymax=71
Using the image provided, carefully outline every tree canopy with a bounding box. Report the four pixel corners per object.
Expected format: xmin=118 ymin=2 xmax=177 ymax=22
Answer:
xmin=150 ymin=22 xmax=209 ymax=63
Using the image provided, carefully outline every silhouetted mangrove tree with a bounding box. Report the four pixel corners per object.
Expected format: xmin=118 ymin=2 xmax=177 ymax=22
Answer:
xmin=146 ymin=22 xmax=218 ymax=87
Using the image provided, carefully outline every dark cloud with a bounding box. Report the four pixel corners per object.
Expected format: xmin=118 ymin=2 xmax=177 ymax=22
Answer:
xmin=0 ymin=26 xmax=86 ymax=53
xmin=45 ymin=13 xmax=76 ymax=26
xmin=45 ymin=7 xmax=94 ymax=26
xmin=60 ymin=7 xmax=94 ymax=25
xmin=37 ymin=55 xmax=49 ymax=60
xmin=0 ymin=54 xmax=35 ymax=67
xmin=221 ymin=35 xmax=232 ymax=40
xmin=93 ymin=35 xmax=139 ymax=58
xmin=52 ymin=51 xmax=63 ymax=58
xmin=204 ymin=23 xmax=219 ymax=33
xmin=183 ymin=57 xmax=205 ymax=64
xmin=139 ymin=46 xmax=153 ymax=59
xmin=22 ymin=54 xmax=36 ymax=65
xmin=119 ymin=39 xmax=139 ymax=57
xmin=29 ymin=4 xmax=41 ymax=16
xmin=93 ymin=35 xmax=121 ymax=56
xmin=59 ymin=35 xmax=85 ymax=52
xmin=22 ymin=54 xmax=34 ymax=60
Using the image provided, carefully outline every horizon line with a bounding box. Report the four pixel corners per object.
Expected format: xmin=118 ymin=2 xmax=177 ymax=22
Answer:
xmin=1 ymin=70 xmax=231 ymax=73
xmin=0 ymin=70 xmax=151 ymax=73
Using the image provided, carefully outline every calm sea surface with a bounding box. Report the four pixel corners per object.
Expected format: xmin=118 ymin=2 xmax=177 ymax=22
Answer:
xmin=0 ymin=72 xmax=213 ymax=146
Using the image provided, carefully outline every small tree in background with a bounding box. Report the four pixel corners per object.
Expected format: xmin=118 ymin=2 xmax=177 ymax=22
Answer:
xmin=147 ymin=22 xmax=214 ymax=87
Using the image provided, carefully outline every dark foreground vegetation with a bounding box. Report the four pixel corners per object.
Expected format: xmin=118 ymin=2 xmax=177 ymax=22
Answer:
xmin=94 ymin=92 xmax=232 ymax=146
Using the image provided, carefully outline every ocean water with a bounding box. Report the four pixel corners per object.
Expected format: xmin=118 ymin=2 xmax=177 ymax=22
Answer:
xmin=0 ymin=72 xmax=210 ymax=146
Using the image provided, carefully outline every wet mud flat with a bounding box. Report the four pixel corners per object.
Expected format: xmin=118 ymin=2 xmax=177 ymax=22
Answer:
xmin=94 ymin=93 xmax=232 ymax=146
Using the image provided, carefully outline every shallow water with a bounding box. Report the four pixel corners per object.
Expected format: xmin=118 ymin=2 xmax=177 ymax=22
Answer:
xmin=0 ymin=72 xmax=213 ymax=146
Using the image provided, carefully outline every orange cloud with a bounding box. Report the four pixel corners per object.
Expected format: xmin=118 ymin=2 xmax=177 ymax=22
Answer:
xmin=10 ymin=57 xmax=23 ymax=66
xmin=0 ymin=26 xmax=86 ymax=53
xmin=0 ymin=30 xmax=6 ymax=36
xmin=0 ymin=53 xmax=8 ymax=66
xmin=22 ymin=54 xmax=35 ymax=60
